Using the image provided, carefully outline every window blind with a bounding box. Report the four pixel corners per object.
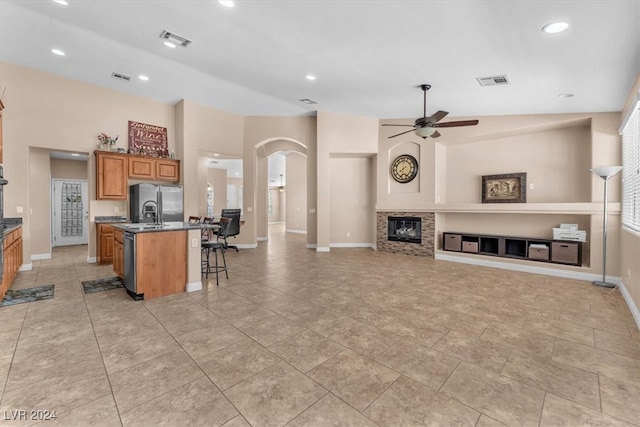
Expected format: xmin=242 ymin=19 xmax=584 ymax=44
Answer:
xmin=622 ymin=100 xmax=640 ymax=232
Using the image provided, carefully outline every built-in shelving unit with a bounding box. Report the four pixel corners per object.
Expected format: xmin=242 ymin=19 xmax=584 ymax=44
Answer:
xmin=443 ymin=231 xmax=584 ymax=266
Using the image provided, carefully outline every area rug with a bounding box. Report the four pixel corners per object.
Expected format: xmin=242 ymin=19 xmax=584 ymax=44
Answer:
xmin=0 ymin=285 xmax=55 ymax=306
xmin=82 ymin=277 xmax=124 ymax=294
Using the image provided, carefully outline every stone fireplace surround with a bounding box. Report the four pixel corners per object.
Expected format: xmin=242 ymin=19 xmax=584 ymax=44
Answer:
xmin=376 ymin=211 xmax=435 ymax=257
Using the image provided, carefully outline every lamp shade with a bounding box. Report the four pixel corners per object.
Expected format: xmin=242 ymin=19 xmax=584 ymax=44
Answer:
xmin=590 ymin=166 xmax=623 ymax=179
xmin=415 ymin=126 xmax=436 ymax=138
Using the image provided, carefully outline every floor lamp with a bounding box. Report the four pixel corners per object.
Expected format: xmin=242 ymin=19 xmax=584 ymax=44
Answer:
xmin=590 ymin=166 xmax=623 ymax=288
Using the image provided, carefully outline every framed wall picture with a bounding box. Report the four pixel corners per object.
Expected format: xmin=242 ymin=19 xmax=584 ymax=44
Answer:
xmin=128 ymin=121 xmax=168 ymax=157
xmin=481 ymin=172 xmax=527 ymax=203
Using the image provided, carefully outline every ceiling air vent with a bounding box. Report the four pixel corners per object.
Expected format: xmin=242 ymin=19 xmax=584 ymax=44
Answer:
xmin=159 ymin=30 xmax=192 ymax=48
xmin=111 ymin=72 xmax=131 ymax=82
xmin=476 ymin=75 xmax=510 ymax=86
xmin=299 ymin=98 xmax=317 ymax=105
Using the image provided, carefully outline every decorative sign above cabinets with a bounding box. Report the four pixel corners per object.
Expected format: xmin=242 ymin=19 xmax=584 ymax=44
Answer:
xmin=128 ymin=121 xmax=168 ymax=158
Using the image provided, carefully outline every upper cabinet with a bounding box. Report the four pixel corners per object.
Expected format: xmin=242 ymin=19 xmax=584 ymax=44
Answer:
xmin=128 ymin=156 xmax=179 ymax=182
xmin=0 ymin=99 xmax=4 ymax=164
xmin=96 ymin=152 xmax=128 ymax=200
xmin=128 ymin=157 xmax=155 ymax=180
xmin=155 ymin=159 xmax=180 ymax=182
xmin=96 ymin=151 xmax=180 ymax=200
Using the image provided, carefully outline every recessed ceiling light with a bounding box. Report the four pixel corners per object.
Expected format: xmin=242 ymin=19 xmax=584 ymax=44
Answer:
xmin=213 ymin=153 xmax=220 ymax=157
xmin=71 ymin=153 xmax=80 ymax=156
xmin=542 ymin=22 xmax=569 ymax=34
xmin=163 ymin=41 xmax=177 ymax=49
xmin=53 ymin=0 xmax=68 ymax=5
xmin=234 ymin=172 xmax=240 ymax=175
xmin=218 ymin=1 xmax=234 ymax=7
xmin=306 ymin=75 xmax=316 ymax=81
xmin=558 ymin=93 xmax=574 ymax=98
xmin=51 ymin=48 xmax=65 ymax=56
xmin=138 ymin=75 xmax=149 ymax=81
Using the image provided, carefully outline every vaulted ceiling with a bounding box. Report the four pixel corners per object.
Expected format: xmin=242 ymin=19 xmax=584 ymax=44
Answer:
xmin=2 ymin=0 xmax=639 ymax=122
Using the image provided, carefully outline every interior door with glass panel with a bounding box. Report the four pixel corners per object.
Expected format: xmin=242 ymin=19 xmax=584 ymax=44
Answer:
xmin=53 ymin=179 xmax=89 ymax=246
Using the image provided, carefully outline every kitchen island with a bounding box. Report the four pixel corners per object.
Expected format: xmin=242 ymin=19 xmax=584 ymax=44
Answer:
xmin=112 ymin=222 xmax=216 ymax=300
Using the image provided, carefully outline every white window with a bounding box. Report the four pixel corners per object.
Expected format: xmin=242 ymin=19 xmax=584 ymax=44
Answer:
xmin=622 ymin=98 xmax=640 ymax=232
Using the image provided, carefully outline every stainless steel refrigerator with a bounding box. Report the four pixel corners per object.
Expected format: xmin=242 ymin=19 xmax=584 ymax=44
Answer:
xmin=129 ymin=183 xmax=183 ymax=224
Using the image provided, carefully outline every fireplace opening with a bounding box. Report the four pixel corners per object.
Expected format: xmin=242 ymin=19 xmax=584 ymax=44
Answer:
xmin=387 ymin=216 xmax=422 ymax=244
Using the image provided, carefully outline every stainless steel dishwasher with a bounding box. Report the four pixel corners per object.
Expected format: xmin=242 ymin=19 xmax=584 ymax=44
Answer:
xmin=123 ymin=231 xmax=141 ymax=299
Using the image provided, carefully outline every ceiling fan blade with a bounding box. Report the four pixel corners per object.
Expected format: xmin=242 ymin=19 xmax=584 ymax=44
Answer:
xmin=388 ymin=128 xmax=416 ymax=138
xmin=428 ymin=110 xmax=449 ymax=123
xmin=381 ymin=124 xmax=416 ymax=127
xmin=431 ymin=131 xmax=441 ymax=138
xmin=433 ymin=120 xmax=479 ymax=128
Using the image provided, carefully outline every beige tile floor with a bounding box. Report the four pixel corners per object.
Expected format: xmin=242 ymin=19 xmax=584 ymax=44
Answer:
xmin=0 ymin=224 xmax=639 ymax=426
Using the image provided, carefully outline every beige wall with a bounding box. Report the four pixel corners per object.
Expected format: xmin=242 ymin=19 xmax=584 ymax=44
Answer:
xmin=329 ymin=156 xmax=375 ymax=245
xmin=29 ymin=148 xmax=51 ymax=256
xmin=317 ymin=111 xmax=378 ymax=249
xmin=286 ymin=153 xmax=307 ymax=232
xmin=269 ymin=188 xmax=285 ymax=223
xmin=51 ymin=158 xmax=88 ymax=180
xmin=444 ymin=126 xmax=591 ymax=204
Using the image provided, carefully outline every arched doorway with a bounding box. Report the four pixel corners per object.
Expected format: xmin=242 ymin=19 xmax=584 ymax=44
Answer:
xmin=254 ymin=138 xmax=309 ymax=246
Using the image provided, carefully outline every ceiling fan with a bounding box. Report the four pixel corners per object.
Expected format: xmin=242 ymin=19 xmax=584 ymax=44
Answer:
xmin=383 ymin=84 xmax=479 ymax=139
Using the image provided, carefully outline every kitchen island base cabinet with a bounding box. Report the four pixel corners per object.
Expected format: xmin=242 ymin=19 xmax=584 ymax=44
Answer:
xmin=131 ymin=230 xmax=186 ymax=300
xmin=113 ymin=228 xmax=124 ymax=279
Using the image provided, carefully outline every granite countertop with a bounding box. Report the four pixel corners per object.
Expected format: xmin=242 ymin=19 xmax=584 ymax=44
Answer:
xmin=113 ymin=222 xmax=219 ymax=234
xmin=95 ymin=216 xmax=129 ymax=224
xmin=2 ymin=218 xmax=23 ymax=235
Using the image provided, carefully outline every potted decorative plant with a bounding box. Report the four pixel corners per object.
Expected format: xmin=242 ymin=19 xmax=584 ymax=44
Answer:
xmin=98 ymin=133 xmax=119 ymax=151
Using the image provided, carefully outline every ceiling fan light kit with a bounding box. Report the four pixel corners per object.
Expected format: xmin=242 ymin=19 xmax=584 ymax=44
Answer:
xmin=383 ymin=84 xmax=479 ymax=139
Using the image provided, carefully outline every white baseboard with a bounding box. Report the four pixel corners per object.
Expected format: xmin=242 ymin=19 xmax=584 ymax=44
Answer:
xmin=316 ymin=246 xmax=330 ymax=252
xmin=435 ymin=253 xmax=612 ymax=282
xmin=235 ymin=243 xmax=258 ymax=249
xmin=269 ymin=221 xmax=285 ymax=224
xmin=257 ymin=237 xmax=268 ymax=242
xmin=185 ymin=281 xmax=202 ymax=292
xmin=286 ymin=229 xmax=307 ymax=235
xmin=306 ymin=244 xmax=317 ymax=249
xmin=330 ymin=243 xmax=375 ymax=249
xmin=31 ymin=253 xmax=51 ymax=260
xmin=618 ymin=280 xmax=640 ymax=331
xmin=19 ymin=263 xmax=33 ymax=271
xmin=87 ymin=256 xmax=97 ymax=263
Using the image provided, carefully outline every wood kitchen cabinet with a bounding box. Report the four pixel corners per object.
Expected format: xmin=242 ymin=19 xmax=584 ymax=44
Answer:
xmin=96 ymin=151 xmax=128 ymax=200
xmin=128 ymin=156 xmax=180 ymax=182
xmin=133 ymin=230 xmax=186 ymax=299
xmin=97 ymin=223 xmax=115 ymax=264
xmin=1 ymin=226 xmax=23 ymax=300
xmin=155 ymin=159 xmax=180 ymax=182
xmin=113 ymin=228 xmax=124 ymax=278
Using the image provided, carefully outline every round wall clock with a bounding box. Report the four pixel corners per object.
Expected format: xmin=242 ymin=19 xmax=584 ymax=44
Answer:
xmin=391 ymin=154 xmax=419 ymax=183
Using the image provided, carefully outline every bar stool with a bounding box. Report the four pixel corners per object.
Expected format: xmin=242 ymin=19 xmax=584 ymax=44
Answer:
xmin=201 ymin=217 xmax=231 ymax=286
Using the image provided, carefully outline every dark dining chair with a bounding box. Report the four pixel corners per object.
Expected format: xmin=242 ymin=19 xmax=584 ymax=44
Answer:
xmin=219 ymin=208 xmax=241 ymax=251
xmin=201 ymin=217 xmax=231 ymax=286
xmin=188 ymin=216 xmax=202 ymax=224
